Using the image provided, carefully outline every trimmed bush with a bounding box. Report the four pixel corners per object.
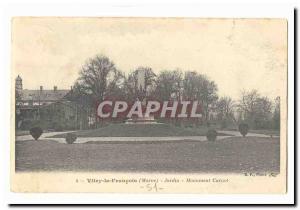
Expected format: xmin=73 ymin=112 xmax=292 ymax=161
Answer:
xmin=206 ymin=129 xmax=217 ymax=141
xmin=238 ymin=123 xmax=249 ymax=137
xmin=29 ymin=127 xmax=43 ymax=140
xmin=65 ymin=133 xmax=77 ymax=144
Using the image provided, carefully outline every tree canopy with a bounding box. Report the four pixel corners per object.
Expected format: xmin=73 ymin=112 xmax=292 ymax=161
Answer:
xmin=68 ymin=54 xmax=279 ymax=129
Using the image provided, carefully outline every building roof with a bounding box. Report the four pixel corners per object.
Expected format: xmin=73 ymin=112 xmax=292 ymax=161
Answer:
xmin=18 ymin=89 xmax=70 ymax=101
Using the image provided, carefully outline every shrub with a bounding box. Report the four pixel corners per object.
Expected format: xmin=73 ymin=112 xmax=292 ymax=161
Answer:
xmin=238 ymin=123 xmax=249 ymax=137
xmin=29 ymin=127 xmax=43 ymax=140
xmin=65 ymin=133 xmax=77 ymax=144
xmin=206 ymin=129 xmax=217 ymax=141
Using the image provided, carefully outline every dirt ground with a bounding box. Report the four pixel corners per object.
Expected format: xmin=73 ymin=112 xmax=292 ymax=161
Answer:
xmin=15 ymin=136 xmax=280 ymax=173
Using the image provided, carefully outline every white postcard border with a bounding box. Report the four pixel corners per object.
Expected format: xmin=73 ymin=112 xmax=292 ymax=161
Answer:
xmin=0 ymin=1 xmax=295 ymax=205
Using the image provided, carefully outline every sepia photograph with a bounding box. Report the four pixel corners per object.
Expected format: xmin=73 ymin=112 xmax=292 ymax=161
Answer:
xmin=11 ymin=17 xmax=288 ymax=194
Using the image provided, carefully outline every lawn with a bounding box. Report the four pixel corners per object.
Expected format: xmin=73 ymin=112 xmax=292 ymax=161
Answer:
xmin=15 ymin=136 xmax=280 ymax=173
xmin=49 ymin=123 xmax=230 ymax=138
xmin=15 ymin=130 xmax=30 ymax=136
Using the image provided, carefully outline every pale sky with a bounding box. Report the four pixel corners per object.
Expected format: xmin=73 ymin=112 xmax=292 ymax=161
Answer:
xmin=12 ymin=17 xmax=287 ymax=100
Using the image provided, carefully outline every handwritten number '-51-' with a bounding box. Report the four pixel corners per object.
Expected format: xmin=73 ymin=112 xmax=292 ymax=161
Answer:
xmin=144 ymin=183 xmax=163 ymax=192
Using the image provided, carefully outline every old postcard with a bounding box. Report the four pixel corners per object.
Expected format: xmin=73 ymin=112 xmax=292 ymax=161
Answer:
xmin=11 ymin=17 xmax=287 ymax=193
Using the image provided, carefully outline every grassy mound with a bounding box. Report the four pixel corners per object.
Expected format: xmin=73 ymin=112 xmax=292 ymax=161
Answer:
xmin=50 ymin=123 xmax=227 ymax=138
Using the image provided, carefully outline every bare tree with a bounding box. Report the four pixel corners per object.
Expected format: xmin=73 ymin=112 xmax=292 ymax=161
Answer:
xmin=216 ymin=96 xmax=236 ymax=127
xmin=272 ymin=96 xmax=280 ymax=130
xmin=77 ymin=55 xmax=124 ymax=102
xmin=155 ymin=69 xmax=183 ymax=100
xmin=183 ymin=71 xmax=218 ymax=121
xmin=238 ymin=90 xmax=273 ymax=129
xmin=67 ymin=55 xmax=124 ymax=128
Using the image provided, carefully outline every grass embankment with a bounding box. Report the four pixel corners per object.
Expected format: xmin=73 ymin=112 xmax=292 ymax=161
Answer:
xmin=15 ymin=136 xmax=280 ymax=173
xmin=250 ymin=130 xmax=280 ymax=136
xmin=50 ymin=123 xmax=230 ymax=138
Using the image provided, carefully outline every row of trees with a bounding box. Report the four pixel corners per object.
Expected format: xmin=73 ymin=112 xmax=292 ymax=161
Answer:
xmin=216 ymin=91 xmax=280 ymax=130
xmin=66 ymin=54 xmax=280 ymax=130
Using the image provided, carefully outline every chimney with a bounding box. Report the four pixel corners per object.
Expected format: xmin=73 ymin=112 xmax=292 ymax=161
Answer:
xmin=54 ymin=86 xmax=57 ymax=91
xmin=40 ymin=86 xmax=43 ymax=91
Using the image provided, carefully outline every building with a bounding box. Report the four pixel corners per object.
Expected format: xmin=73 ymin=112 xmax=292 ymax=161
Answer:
xmin=15 ymin=75 xmax=78 ymax=130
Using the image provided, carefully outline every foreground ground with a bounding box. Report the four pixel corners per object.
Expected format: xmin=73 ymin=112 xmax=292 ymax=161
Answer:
xmin=16 ymin=136 xmax=279 ymax=173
